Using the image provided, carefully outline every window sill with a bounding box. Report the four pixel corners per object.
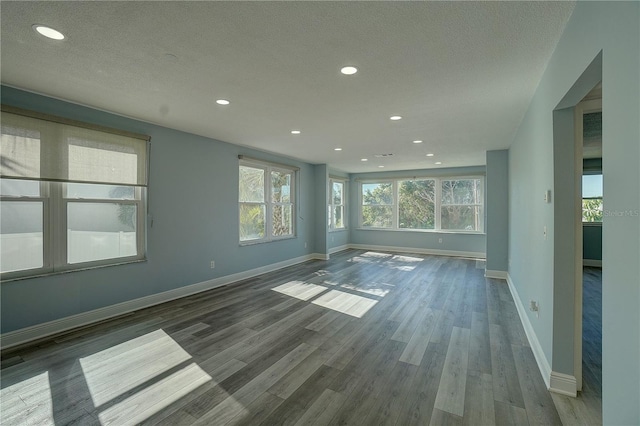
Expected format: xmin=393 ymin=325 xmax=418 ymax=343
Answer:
xmin=239 ymin=235 xmax=296 ymax=246
xmin=582 ymin=222 xmax=603 ymax=227
xmin=0 ymin=258 xmax=147 ymax=283
xmin=329 ymin=228 xmax=348 ymax=233
xmin=355 ymin=227 xmax=485 ymax=236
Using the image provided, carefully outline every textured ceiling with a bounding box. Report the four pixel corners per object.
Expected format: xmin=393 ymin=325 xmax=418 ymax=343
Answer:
xmin=1 ymin=1 xmax=575 ymax=173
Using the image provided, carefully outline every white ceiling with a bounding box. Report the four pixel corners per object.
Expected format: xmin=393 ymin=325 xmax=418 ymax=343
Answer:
xmin=1 ymin=1 xmax=575 ymax=173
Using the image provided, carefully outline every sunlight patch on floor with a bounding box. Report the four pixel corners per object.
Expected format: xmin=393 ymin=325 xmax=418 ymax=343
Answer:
xmin=312 ymin=290 xmax=378 ymax=318
xmin=338 ymin=282 xmax=392 ymax=297
xmin=0 ymin=371 xmax=53 ymax=424
xmin=80 ymin=329 xmax=192 ymax=407
xmin=271 ymin=281 xmax=328 ymax=301
xmin=97 ymin=362 xmax=212 ymax=426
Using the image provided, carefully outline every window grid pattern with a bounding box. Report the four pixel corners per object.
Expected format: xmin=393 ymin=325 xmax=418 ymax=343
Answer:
xmin=359 ymin=177 xmax=484 ymax=232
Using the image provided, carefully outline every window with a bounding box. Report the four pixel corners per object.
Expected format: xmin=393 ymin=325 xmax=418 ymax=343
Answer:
xmin=440 ymin=179 xmax=483 ymax=231
xmin=329 ymin=178 xmax=346 ymax=230
xmin=0 ymin=108 xmax=149 ymax=279
xmin=359 ymin=177 xmax=483 ymax=232
xmin=582 ymin=174 xmax=603 ymax=222
xmin=239 ymin=158 xmax=296 ymax=243
xmin=361 ymin=182 xmax=393 ymax=228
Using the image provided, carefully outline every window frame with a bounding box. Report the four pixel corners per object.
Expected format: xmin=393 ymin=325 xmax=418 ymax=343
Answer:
xmin=329 ymin=177 xmax=347 ymax=231
xmin=239 ymin=158 xmax=297 ymax=245
xmin=1 ymin=179 xmax=146 ymax=281
xmin=358 ymin=175 xmax=485 ymax=233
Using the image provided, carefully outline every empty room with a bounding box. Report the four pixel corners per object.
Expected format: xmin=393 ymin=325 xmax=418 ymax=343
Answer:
xmin=0 ymin=2 xmax=638 ymax=425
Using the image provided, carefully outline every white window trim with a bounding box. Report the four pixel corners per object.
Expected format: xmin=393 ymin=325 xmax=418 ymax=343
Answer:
xmin=358 ymin=175 xmax=485 ymax=233
xmin=239 ymin=159 xmax=297 ymax=245
xmin=1 ymin=180 xmax=146 ymax=281
xmin=329 ymin=177 xmax=347 ymax=231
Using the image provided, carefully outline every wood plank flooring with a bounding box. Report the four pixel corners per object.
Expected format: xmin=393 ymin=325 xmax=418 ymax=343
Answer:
xmin=1 ymin=250 xmax=566 ymax=425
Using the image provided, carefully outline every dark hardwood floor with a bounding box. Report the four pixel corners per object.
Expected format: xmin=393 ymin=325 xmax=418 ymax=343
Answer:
xmin=582 ymin=266 xmax=602 ymax=400
xmin=1 ymin=250 xmax=564 ymax=425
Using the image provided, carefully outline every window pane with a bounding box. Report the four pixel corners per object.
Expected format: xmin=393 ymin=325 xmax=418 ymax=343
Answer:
xmin=362 ymin=205 xmax=393 ymax=228
xmin=362 ymin=183 xmax=393 ymax=205
xmin=441 ymin=205 xmax=481 ymax=231
xmin=583 ymin=174 xmax=603 ymax=198
xmin=441 ymin=179 xmax=482 ymax=205
xmin=240 ymin=203 xmax=265 ymax=241
xmin=273 ymin=204 xmax=293 ymax=236
xmin=582 ymin=199 xmax=603 ymax=222
xmin=239 ymin=166 xmax=265 ymax=202
xmin=0 ymin=178 xmax=40 ymax=197
xmin=66 ymin=183 xmax=135 ymax=199
xmin=334 ymin=205 xmax=344 ymax=228
xmin=67 ymin=203 xmax=137 ymax=264
xmin=332 ymin=182 xmax=343 ymax=205
xmin=271 ymin=171 xmax=291 ymax=203
xmin=399 ymin=180 xmax=435 ymax=229
xmin=1 ymin=201 xmax=43 ymax=273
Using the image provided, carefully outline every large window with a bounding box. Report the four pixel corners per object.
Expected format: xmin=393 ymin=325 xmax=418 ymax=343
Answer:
xmin=0 ymin=108 xmax=149 ymax=279
xmin=329 ymin=178 xmax=346 ymax=230
xmin=239 ymin=159 xmax=296 ymax=243
xmin=582 ymin=174 xmax=603 ymax=223
xmin=359 ymin=177 xmax=483 ymax=232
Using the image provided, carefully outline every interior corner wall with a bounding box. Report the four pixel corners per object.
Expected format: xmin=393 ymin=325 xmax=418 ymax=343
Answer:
xmin=507 ymin=2 xmax=639 ymax=424
xmin=313 ymin=164 xmax=329 ymax=256
xmin=0 ymin=86 xmax=317 ymax=335
xmin=485 ymin=150 xmax=509 ymax=272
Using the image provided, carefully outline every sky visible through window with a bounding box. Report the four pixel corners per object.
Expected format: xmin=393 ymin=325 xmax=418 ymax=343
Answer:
xmin=583 ymin=174 xmax=602 ymax=198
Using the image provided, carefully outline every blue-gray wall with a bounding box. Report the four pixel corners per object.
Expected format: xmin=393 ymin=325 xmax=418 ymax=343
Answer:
xmin=349 ymin=166 xmax=486 ymax=255
xmin=583 ymin=225 xmax=602 ymax=261
xmin=485 ymin=150 xmax=509 ymax=272
xmin=0 ymin=86 xmax=318 ymax=333
xmin=313 ymin=164 xmax=328 ymax=255
xmin=508 ymin=2 xmax=639 ymax=423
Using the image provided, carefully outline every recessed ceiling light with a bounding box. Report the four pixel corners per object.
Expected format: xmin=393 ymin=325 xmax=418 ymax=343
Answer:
xmin=390 ymin=115 xmax=402 ymax=121
xmin=32 ymin=24 xmax=65 ymax=40
xmin=378 ymin=165 xmax=385 ymax=168
xmin=334 ymin=148 xmax=342 ymax=151
xmin=413 ymin=140 xmax=423 ymax=144
xmin=340 ymin=66 xmax=358 ymax=75
xmin=361 ymin=158 xmax=368 ymax=162
xmin=291 ymin=130 xmax=301 ymax=135
xmin=426 ymin=153 xmax=435 ymax=157
xmin=435 ymin=161 xmax=442 ymax=165
xmin=216 ymin=99 xmax=230 ymax=105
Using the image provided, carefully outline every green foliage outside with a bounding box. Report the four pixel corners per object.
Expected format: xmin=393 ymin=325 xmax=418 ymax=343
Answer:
xmin=361 ymin=179 xmax=481 ymax=231
xmin=582 ymin=198 xmax=603 ymax=222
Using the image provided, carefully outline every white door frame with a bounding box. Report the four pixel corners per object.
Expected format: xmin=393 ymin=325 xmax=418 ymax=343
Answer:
xmin=573 ymin=97 xmax=602 ymax=392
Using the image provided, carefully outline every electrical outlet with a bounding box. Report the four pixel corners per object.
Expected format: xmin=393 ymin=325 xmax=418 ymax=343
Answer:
xmin=210 ymin=260 xmax=215 ymax=269
xmin=438 ymin=238 xmax=443 ymax=244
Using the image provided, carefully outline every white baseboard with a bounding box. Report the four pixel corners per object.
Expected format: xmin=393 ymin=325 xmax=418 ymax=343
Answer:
xmin=506 ymin=273 xmax=552 ymax=389
xmin=485 ymin=269 xmax=508 ymax=279
xmin=550 ymin=371 xmax=578 ymax=397
xmin=312 ymin=253 xmax=330 ymax=261
xmin=0 ymin=254 xmax=318 ymax=350
xmin=347 ymin=243 xmax=485 ymax=259
xmin=583 ymin=259 xmax=602 ymax=267
xmin=328 ymin=244 xmax=349 ymax=255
